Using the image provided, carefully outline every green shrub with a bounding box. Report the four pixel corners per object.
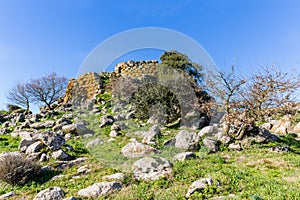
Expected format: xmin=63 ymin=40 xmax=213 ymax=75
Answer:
xmin=130 ymin=83 xmax=181 ymax=123
xmin=0 ymin=153 xmax=41 ymax=185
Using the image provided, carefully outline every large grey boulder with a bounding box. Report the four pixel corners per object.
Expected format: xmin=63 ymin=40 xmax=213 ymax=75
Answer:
xmin=62 ymin=123 xmax=93 ymax=136
xmin=33 ymin=187 xmax=64 ymax=200
xmin=186 ymin=178 xmax=213 ymax=198
xmin=25 ymin=141 xmax=44 ymax=154
xmin=77 ymin=182 xmax=122 ymax=198
xmin=132 ymin=157 xmax=172 ymax=181
xmin=39 ymin=130 xmax=65 ymax=151
xmin=30 ymin=120 xmax=55 ymax=129
xmin=121 ymin=141 xmax=158 ymax=158
xmin=202 ymin=137 xmax=219 ymax=153
xmin=198 ymin=126 xmax=215 ymax=137
xmin=51 ymin=149 xmax=69 ymax=160
xmin=19 ymin=138 xmax=39 ymax=152
xmin=175 ymin=130 xmax=199 ymax=150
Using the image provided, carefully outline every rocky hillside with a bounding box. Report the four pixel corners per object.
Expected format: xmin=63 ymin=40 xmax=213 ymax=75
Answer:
xmin=0 ymin=58 xmax=300 ymax=199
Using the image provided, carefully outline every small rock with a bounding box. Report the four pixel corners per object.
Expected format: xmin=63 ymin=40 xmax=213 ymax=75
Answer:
xmin=77 ymin=165 xmax=91 ymax=174
xmin=77 ymin=182 xmax=122 ymax=198
xmin=33 ymin=187 xmax=64 ymax=200
xmin=198 ymin=126 xmax=215 ymax=137
xmin=132 ymin=157 xmax=172 ymax=181
xmin=121 ymin=141 xmax=158 ymax=158
xmin=56 ymin=157 xmax=88 ymax=170
xmin=109 ymin=130 xmax=119 ymax=138
xmin=274 ymin=126 xmax=288 ymax=135
xmin=202 ymin=137 xmax=219 ymax=153
xmin=40 ymin=153 xmax=49 ymax=162
xmin=39 ymin=130 xmax=65 ymax=151
xmin=99 ymin=115 xmax=114 ymax=128
xmin=186 ymin=178 xmax=213 ymax=198
xmin=173 ymin=152 xmax=196 ymax=162
xmin=86 ymin=138 xmax=104 ymax=148
xmin=175 ymin=130 xmax=199 ymax=150
xmin=269 ymin=145 xmax=290 ymax=153
xmin=0 ymin=191 xmax=16 ymax=199
xmin=103 ymin=173 xmax=126 ymax=182
xmin=52 ymin=175 xmax=67 ymax=181
xmin=228 ymin=143 xmax=242 ymax=151
xmin=25 ymin=141 xmax=44 ymax=154
xmin=108 ymin=138 xmax=116 ymax=142
xmin=51 ymin=149 xmax=69 ymax=160
xmin=142 ymin=125 xmax=161 ymax=144
xmin=163 ymin=138 xmax=176 ymax=146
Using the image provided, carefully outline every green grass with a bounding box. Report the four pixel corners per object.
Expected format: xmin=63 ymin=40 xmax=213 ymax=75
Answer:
xmin=0 ymin=135 xmax=20 ymax=153
xmin=1 ymin=111 xmax=300 ymax=199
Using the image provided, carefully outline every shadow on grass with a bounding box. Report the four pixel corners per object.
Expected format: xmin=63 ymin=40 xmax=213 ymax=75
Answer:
xmin=34 ymin=169 xmax=62 ymax=184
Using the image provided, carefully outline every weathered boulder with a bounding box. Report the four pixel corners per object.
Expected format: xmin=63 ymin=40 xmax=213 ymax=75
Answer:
xmin=25 ymin=141 xmax=44 ymax=154
xmin=163 ymin=138 xmax=176 ymax=146
xmin=62 ymin=123 xmax=93 ymax=136
xmin=132 ymin=157 xmax=172 ymax=181
xmin=186 ymin=178 xmax=213 ymax=198
xmin=33 ymin=187 xmax=64 ymax=200
xmin=175 ymin=130 xmax=199 ymax=150
xmin=77 ymin=182 xmax=122 ymax=198
xmin=30 ymin=120 xmax=55 ymax=129
xmin=173 ymin=152 xmax=196 ymax=162
xmin=121 ymin=141 xmax=158 ymax=158
xmin=142 ymin=125 xmax=161 ymax=144
xmin=19 ymin=138 xmax=39 ymax=152
xmin=202 ymin=137 xmax=219 ymax=153
xmin=51 ymin=149 xmax=69 ymax=160
xmin=39 ymin=130 xmax=65 ymax=151
xmin=198 ymin=126 xmax=215 ymax=137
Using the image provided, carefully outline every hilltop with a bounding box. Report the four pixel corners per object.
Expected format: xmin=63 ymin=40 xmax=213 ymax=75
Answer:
xmin=0 ymin=51 xmax=300 ymax=199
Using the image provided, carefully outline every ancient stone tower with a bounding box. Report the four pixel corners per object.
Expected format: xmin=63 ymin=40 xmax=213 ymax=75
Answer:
xmin=64 ymin=60 xmax=159 ymax=104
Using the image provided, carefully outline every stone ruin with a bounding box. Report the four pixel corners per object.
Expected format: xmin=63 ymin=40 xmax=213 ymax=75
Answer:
xmin=64 ymin=60 xmax=159 ymax=104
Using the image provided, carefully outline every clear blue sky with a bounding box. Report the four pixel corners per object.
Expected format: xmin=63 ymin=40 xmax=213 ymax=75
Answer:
xmin=0 ymin=0 xmax=300 ymax=110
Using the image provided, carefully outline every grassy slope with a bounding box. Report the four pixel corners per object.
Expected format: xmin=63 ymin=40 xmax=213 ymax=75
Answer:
xmin=1 ymin=123 xmax=300 ymax=200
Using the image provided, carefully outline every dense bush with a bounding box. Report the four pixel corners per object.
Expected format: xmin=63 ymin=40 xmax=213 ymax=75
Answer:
xmin=130 ymin=82 xmax=181 ymax=123
xmin=0 ymin=153 xmax=41 ymax=185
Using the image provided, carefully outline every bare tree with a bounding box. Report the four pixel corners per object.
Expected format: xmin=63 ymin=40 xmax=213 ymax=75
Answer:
xmin=240 ymin=66 xmax=300 ymax=122
xmin=205 ymin=65 xmax=300 ymax=139
xmin=6 ymin=82 xmax=31 ymax=112
xmin=27 ymin=72 xmax=68 ymax=110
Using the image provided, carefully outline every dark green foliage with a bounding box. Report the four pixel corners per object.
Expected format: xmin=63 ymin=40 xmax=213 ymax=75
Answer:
xmin=0 ymin=153 xmax=41 ymax=185
xmin=7 ymin=104 xmax=22 ymax=113
xmin=130 ymin=83 xmax=181 ymax=123
xmin=160 ymin=50 xmax=203 ymax=84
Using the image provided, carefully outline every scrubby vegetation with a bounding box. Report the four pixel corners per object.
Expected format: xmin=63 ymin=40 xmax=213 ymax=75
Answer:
xmin=0 ymin=51 xmax=300 ymax=199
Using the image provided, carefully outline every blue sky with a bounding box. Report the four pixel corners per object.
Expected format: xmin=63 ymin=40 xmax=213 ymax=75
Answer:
xmin=0 ymin=0 xmax=300 ymax=110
